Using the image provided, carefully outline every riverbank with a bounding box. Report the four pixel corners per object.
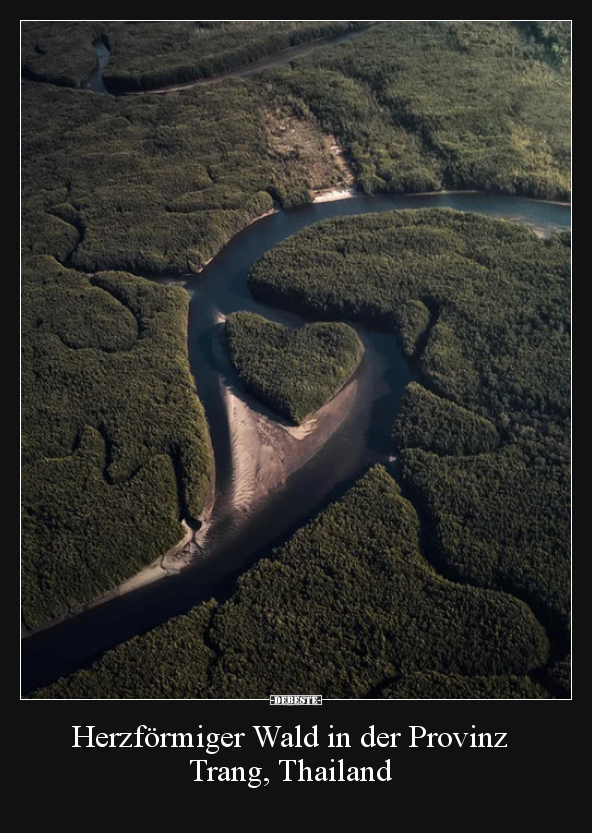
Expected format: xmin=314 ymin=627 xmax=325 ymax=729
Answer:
xmin=24 ymin=191 xmax=566 ymax=634
xmin=312 ymin=187 xmax=571 ymax=207
xmin=215 ymin=312 xmax=362 ymax=519
xmin=23 ymin=295 xmax=217 ymax=639
xmin=313 ymin=187 xmax=357 ymax=203
xmin=223 ymin=373 xmax=360 ymax=516
xmin=193 ymin=208 xmax=278 ymax=276
xmin=23 ymin=520 xmax=199 ymax=638
xmin=21 ymin=194 xmax=570 ymax=693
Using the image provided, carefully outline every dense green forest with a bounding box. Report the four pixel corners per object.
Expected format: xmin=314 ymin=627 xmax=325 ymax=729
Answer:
xmin=21 ymin=21 xmax=368 ymax=92
xmin=21 ymin=25 xmax=355 ymax=631
xmin=394 ymin=382 xmax=500 ymax=456
xmin=265 ymin=20 xmax=570 ymax=199
xmin=21 ymin=263 xmax=212 ymax=630
xmin=248 ymin=210 xmax=571 ymax=667
xmin=22 ymin=21 xmax=570 ymax=200
xmin=100 ymin=21 xmax=368 ymax=93
xmin=22 ymin=22 xmax=570 ymax=696
xmin=225 ymin=312 xmax=363 ymax=424
xmin=33 ymin=207 xmax=569 ymax=698
xmin=21 ymin=21 xmax=100 ymax=87
xmin=34 ymin=601 xmax=219 ymax=699
xmin=21 ymin=77 xmax=345 ymax=277
xmin=249 ymin=211 xmax=570 ymax=440
xmin=399 ymin=445 xmax=570 ymax=648
xmin=34 ymin=467 xmax=549 ymax=698
xmin=376 ymin=672 xmax=551 ymax=699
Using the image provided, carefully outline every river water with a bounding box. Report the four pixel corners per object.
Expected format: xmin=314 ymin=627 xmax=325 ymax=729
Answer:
xmin=83 ymin=25 xmax=373 ymax=96
xmin=21 ymin=192 xmax=570 ymax=694
xmin=86 ymin=38 xmax=110 ymax=93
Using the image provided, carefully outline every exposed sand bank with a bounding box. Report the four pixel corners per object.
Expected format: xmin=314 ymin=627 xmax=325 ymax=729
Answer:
xmin=26 ymin=186 xmax=567 ymax=635
xmin=313 ymin=187 xmax=357 ymax=203
xmin=215 ymin=312 xmax=361 ymax=519
xmin=223 ymin=375 xmax=358 ymax=516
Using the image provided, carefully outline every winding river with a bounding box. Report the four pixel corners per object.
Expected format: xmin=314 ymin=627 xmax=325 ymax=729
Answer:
xmin=21 ymin=191 xmax=570 ymax=694
xmin=83 ymin=26 xmax=375 ymax=96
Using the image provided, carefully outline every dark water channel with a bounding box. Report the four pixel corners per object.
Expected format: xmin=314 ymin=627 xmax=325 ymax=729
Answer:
xmin=84 ymin=25 xmax=373 ymax=96
xmin=85 ymin=38 xmax=110 ymax=93
xmin=21 ymin=192 xmax=570 ymax=694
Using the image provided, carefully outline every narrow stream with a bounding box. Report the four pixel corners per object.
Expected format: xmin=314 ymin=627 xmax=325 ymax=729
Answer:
xmin=21 ymin=192 xmax=570 ymax=694
xmin=83 ymin=25 xmax=372 ymax=96
xmin=85 ymin=38 xmax=110 ymax=93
